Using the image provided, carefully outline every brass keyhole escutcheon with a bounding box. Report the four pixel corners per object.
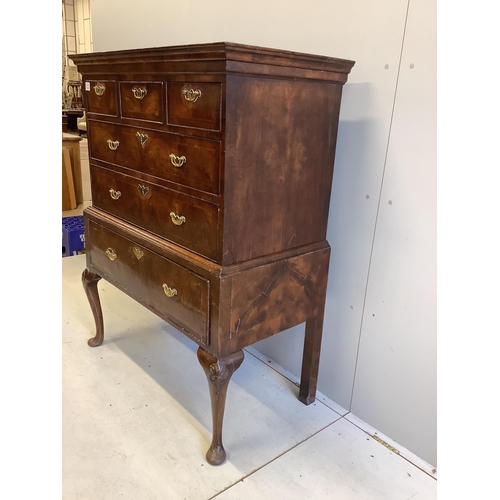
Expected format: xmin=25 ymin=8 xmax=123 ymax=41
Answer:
xmin=136 ymin=132 xmax=149 ymax=146
xmin=132 ymin=247 xmax=144 ymax=260
xmin=138 ymin=184 xmax=150 ymax=197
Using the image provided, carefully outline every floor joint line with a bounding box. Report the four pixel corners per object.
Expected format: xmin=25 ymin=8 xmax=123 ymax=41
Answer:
xmin=208 ymin=420 xmax=338 ymax=500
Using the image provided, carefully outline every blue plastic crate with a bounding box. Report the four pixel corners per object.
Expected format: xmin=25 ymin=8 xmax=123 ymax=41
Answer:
xmin=62 ymin=216 xmax=85 ymax=257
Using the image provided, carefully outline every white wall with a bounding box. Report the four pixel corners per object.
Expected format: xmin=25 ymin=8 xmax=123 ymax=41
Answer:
xmin=90 ymin=0 xmax=437 ymax=466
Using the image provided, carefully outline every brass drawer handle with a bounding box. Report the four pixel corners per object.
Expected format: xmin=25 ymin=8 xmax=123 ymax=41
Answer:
xmin=162 ymin=283 xmax=178 ymax=298
xmin=169 ymin=154 xmax=186 ymax=167
xmin=182 ymin=88 xmax=202 ymax=103
xmin=132 ymin=247 xmax=144 ymax=260
xmin=137 ymin=184 xmax=149 ymax=197
xmin=136 ymin=132 xmax=149 ymax=146
xmin=94 ymin=83 xmax=106 ymax=96
xmin=107 ymin=139 xmax=119 ymax=150
xmin=109 ymin=188 xmax=121 ymax=200
xmin=169 ymin=212 xmax=186 ymax=226
xmin=132 ymin=87 xmax=148 ymax=100
xmin=106 ymin=248 xmax=117 ymax=260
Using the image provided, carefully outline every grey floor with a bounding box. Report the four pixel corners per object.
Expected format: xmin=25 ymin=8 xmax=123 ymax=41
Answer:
xmin=62 ymin=136 xmax=437 ymax=499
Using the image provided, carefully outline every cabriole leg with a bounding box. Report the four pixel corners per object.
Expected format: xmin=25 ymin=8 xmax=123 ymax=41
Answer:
xmin=197 ymin=347 xmax=244 ymax=465
xmin=81 ymin=268 xmax=104 ymax=347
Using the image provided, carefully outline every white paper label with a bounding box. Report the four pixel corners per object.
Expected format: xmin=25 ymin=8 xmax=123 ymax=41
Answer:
xmin=85 ymin=81 xmax=90 ymax=91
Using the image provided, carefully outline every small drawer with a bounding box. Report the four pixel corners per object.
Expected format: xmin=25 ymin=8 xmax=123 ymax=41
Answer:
xmin=168 ymin=83 xmax=222 ymax=131
xmin=89 ymin=121 xmax=141 ymax=167
xmin=91 ymin=165 xmax=219 ymax=261
xmin=87 ymin=220 xmax=210 ymax=345
xmin=85 ymin=80 xmax=117 ymax=116
xmin=120 ymin=81 xmax=164 ymax=123
xmin=89 ymin=121 xmax=220 ymax=194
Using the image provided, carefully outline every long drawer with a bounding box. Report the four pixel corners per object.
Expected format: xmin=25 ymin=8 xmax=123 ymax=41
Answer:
xmin=91 ymin=165 xmax=219 ymax=261
xmin=89 ymin=121 xmax=221 ymax=194
xmin=87 ymin=219 xmax=210 ymax=345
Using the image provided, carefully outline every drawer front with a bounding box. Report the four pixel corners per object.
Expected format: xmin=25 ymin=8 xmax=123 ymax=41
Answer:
xmin=120 ymin=81 xmax=164 ymax=123
xmin=89 ymin=121 xmax=145 ymax=168
xmin=87 ymin=220 xmax=210 ymax=345
xmin=141 ymin=129 xmax=220 ymax=194
xmin=168 ymin=83 xmax=222 ymax=131
xmin=91 ymin=165 xmax=219 ymax=261
xmin=86 ymin=80 xmax=117 ymax=116
xmin=89 ymin=121 xmax=220 ymax=194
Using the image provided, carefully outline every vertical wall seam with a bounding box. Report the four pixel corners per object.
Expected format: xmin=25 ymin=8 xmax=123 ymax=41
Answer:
xmin=348 ymin=0 xmax=411 ymax=410
xmin=76 ymin=0 xmax=81 ymax=51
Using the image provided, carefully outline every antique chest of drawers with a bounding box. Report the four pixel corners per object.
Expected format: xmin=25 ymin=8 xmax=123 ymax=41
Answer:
xmin=70 ymin=42 xmax=354 ymax=465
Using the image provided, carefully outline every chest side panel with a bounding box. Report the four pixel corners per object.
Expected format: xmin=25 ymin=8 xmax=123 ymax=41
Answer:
xmin=222 ymin=76 xmax=343 ymax=265
xmin=222 ymin=245 xmax=331 ymax=355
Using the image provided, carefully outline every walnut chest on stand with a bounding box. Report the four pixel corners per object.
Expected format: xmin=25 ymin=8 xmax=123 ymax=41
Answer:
xmin=70 ymin=42 xmax=354 ymax=465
